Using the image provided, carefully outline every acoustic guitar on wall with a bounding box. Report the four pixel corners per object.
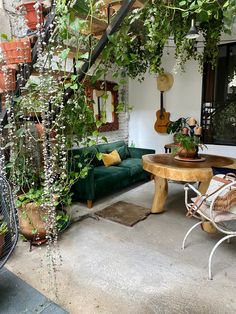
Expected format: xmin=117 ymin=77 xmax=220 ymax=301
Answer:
xmin=154 ymin=91 xmax=170 ymax=133
xmin=154 ymin=72 xmax=173 ymax=134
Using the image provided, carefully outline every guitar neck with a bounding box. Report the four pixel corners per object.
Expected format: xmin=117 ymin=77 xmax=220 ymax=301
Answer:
xmin=160 ymin=91 xmax=164 ymax=114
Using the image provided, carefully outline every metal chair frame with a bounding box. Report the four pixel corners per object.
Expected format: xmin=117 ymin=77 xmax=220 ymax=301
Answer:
xmin=182 ymin=181 xmax=236 ymax=280
xmin=0 ymin=175 xmax=18 ymax=269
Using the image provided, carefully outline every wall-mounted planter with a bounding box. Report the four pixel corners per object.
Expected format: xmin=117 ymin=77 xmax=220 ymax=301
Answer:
xmin=0 ymin=68 xmax=16 ymax=93
xmin=17 ymin=1 xmax=44 ymax=31
xmin=0 ymin=38 xmax=32 ymax=64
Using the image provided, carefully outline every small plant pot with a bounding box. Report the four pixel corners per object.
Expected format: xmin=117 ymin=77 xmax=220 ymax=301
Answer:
xmin=0 ymin=68 xmax=16 ymax=93
xmin=17 ymin=2 xmax=44 ymax=31
xmin=0 ymin=38 xmax=32 ymax=64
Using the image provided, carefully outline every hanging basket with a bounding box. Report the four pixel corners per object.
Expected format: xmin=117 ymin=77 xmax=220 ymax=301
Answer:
xmin=0 ymin=38 xmax=32 ymax=65
xmin=0 ymin=68 xmax=16 ymax=93
xmin=17 ymin=1 xmax=44 ymax=31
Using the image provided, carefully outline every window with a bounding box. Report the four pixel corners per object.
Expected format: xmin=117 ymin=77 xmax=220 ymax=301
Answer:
xmin=201 ymin=42 xmax=236 ymax=145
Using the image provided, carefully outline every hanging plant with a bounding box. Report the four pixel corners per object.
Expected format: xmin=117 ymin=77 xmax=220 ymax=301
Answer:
xmin=102 ymin=0 xmax=236 ymax=78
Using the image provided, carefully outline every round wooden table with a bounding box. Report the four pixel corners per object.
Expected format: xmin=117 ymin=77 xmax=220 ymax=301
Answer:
xmin=142 ymin=154 xmax=236 ymax=214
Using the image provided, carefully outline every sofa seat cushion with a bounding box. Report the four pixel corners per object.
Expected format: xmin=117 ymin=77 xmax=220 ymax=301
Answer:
xmin=117 ymin=158 xmax=143 ymax=176
xmin=94 ymin=165 xmax=130 ymax=180
xmin=94 ymin=166 xmax=131 ymax=197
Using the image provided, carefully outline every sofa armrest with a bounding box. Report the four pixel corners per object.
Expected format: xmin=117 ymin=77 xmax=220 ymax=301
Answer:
xmin=127 ymin=147 xmax=155 ymax=159
xmin=72 ymin=166 xmax=95 ymax=201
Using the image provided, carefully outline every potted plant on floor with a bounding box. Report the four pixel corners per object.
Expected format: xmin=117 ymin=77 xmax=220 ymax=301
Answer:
xmin=16 ymin=187 xmax=70 ymax=245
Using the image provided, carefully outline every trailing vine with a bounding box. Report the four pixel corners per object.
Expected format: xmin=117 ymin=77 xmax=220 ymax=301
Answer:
xmin=102 ymin=0 xmax=236 ymax=78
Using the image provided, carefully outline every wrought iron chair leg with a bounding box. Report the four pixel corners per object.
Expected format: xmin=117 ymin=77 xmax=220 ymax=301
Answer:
xmin=182 ymin=221 xmax=203 ymax=250
xmin=208 ymin=234 xmax=236 ymax=280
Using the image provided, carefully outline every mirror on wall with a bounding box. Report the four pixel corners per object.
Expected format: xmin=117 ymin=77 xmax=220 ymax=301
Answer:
xmin=86 ymin=80 xmax=119 ymax=132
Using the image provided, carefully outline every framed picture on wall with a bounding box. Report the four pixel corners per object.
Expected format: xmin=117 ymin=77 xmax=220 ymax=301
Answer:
xmin=86 ymin=80 xmax=119 ymax=132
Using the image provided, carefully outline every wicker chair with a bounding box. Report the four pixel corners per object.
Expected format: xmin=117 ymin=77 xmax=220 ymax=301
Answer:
xmin=182 ymin=179 xmax=236 ymax=280
xmin=0 ymin=175 xmax=18 ymax=269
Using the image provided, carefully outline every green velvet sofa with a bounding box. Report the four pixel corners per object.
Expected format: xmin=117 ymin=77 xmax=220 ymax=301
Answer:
xmin=69 ymin=140 xmax=155 ymax=207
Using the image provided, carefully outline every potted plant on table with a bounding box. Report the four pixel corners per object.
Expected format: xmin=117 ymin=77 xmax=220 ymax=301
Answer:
xmin=174 ymin=133 xmax=203 ymax=159
xmin=171 ymin=117 xmax=206 ymax=159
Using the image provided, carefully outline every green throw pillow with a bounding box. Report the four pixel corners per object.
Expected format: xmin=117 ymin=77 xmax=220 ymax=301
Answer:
xmin=116 ymin=146 xmax=127 ymax=160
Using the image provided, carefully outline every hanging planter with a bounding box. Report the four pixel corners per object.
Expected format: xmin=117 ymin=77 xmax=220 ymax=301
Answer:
xmin=17 ymin=1 xmax=44 ymax=31
xmin=0 ymin=68 xmax=16 ymax=93
xmin=0 ymin=38 xmax=32 ymax=64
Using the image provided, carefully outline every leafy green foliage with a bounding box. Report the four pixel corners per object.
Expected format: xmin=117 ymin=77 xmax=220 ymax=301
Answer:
xmin=0 ymin=215 xmax=8 ymax=236
xmin=102 ymin=0 xmax=236 ymax=76
xmin=15 ymin=188 xmax=44 ymax=208
xmin=167 ymin=117 xmax=188 ymax=134
xmin=175 ymin=133 xmax=201 ymax=150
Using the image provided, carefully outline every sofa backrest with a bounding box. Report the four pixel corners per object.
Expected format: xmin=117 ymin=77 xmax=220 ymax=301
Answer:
xmin=96 ymin=140 xmax=126 ymax=153
xmin=69 ymin=141 xmax=129 ymax=168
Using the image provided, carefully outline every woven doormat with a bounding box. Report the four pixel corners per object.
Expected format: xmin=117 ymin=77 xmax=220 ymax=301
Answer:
xmin=96 ymin=201 xmax=150 ymax=227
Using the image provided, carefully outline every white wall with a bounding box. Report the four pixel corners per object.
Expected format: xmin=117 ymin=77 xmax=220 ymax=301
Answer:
xmin=0 ymin=0 xmax=11 ymax=36
xmin=129 ymin=49 xmax=236 ymax=158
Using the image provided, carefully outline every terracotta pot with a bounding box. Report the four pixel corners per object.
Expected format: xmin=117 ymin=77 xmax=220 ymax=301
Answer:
xmin=35 ymin=123 xmax=56 ymax=140
xmin=0 ymin=68 xmax=16 ymax=93
xmin=18 ymin=202 xmax=47 ymax=242
xmin=0 ymin=234 xmax=5 ymax=257
xmin=17 ymin=2 xmax=44 ymax=31
xmin=0 ymin=38 xmax=32 ymax=64
xmin=178 ymin=146 xmax=197 ymax=159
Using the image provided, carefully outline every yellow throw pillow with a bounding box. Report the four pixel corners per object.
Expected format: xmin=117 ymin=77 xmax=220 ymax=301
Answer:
xmin=102 ymin=150 xmax=121 ymax=167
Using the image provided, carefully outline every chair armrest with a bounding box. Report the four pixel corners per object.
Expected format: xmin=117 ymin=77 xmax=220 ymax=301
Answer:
xmin=209 ymin=180 xmax=236 ymax=226
xmin=184 ymin=183 xmax=204 ymax=217
xmin=127 ymin=147 xmax=155 ymax=159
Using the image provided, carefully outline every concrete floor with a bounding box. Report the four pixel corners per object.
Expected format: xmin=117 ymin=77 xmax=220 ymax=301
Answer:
xmin=0 ymin=268 xmax=68 ymax=313
xmin=5 ymin=181 xmax=236 ymax=313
